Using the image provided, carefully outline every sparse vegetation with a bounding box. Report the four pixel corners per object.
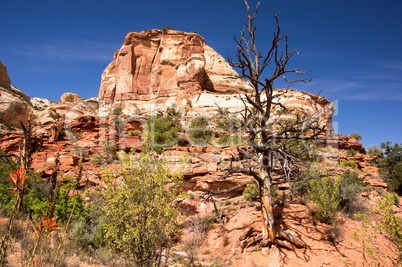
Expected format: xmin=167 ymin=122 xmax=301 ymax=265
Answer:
xmin=308 ymin=177 xmax=340 ymax=224
xmin=100 ymin=149 xmax=182 ymax=265
xmin=340 ymin=159 xmax=358 ymax=169
xmin=346 ymin=149 xmax=358 ymax=156
xmin=113 ymin=106 xmax=123 ymax=116
xmin=351 ymin=132 xmax=362 ymax=141
xmin=378 ymin=141 xmax=402 ymax=194
xmin=243 ymin=183 xmax=259 ymax=201
xmin=146 ymin=108 xmax=182 ymax=153
xmin=127 ymin=129 xmax=141 ymax=136
xmin=338 ymin=170 xmax=365 ymax=215
xmin=189 ymin=116 xmax=212 ymax=146
xmin=49 ymin=111 xmax=62 ymax=120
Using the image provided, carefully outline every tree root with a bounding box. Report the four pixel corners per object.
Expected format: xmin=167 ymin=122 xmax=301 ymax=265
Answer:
xmin=231 ymin=227 xmax=305 ymax=256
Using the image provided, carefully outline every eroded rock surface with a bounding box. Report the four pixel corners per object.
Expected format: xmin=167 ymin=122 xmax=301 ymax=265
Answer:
xmin=98 ymin=29 xmax=251 ymax=115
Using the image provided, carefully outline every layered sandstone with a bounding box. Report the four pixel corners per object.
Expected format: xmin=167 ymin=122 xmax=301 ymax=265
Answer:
xmin=98 ymin=29 xmax=251 ymax=115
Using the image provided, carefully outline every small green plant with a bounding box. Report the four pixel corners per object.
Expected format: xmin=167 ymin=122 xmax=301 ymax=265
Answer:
xmin=49 ymin=111 xmax=61 ymax=120
xmin=113 ymin=107 xmax=123 ymax=116
xmin=354 ymin=193 xmax=402 ymax=265
xmin=189 ymin=116 xmax=212 ymax=146
xmin=127 ymin=130 xmax=141 ymax=136
xmin=216 ymin=134 xmax=230 ymax=146
xmin=146 ymin=111 xmax=181 ymax=153
xmin=243 ymin=183 xmax=259 ymax=201
xmin=340 ymin=159 xmax=358 ymax=169
xmin=3 ymin=122 xmax=14 ymax=131
xmin=338 ymin=170 xmax=365 ymax=216
xmin=308 ymin=177 xmax=340 ymax=224
xmin=346 ymin=149 xmax=358 ymax=156
xmin=186 ymin=99 xmax=192 ymax=107
xmin=351 ymin=132 xmax=362 ymax=141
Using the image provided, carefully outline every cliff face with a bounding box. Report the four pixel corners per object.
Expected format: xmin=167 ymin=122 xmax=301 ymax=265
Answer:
xmin=98 ymin=29 xmax=251 ymax=114
xmin=0 ymin=61 xmax=32 ymax=128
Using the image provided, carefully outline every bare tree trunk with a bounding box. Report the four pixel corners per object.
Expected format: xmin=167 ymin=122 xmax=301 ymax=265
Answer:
xmin=259 ymin=159 xmax=276 ymax=244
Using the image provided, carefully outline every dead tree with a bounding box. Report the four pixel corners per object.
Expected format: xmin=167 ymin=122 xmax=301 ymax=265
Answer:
xmin=208 ymin=0 xmax=330 ymax=250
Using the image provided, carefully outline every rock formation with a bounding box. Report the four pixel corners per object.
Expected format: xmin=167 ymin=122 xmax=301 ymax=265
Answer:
xmin=60 ymin=92 xmax=80 ymax=103
xmin=0 ymin=61 xmax=32 ymax=128
xmin=0 ymin=61 xmax=11 ymax=89
xmin=98 ymin=29 xmax=251 ymax=115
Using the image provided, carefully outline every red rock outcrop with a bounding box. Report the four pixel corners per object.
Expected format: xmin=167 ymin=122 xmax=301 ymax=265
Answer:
xmin=0 ymin=61 xmax=32 ymax=128
xmin=98 ymin=29 xmax=251 ymax=115
xmin=0 ymin=61 xmax=11 ymax=89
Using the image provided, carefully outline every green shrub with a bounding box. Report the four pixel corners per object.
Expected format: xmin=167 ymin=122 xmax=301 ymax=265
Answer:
xmin=147 ymin=112 xmax=181 ymax=153
xmin=340 ymin=159 xmax=358 ymax=169
xmin=346 ymin=149 xmax=358 ymax=156
xmin=308 ymin=177 xmax=340 ymax=224
xmin=216 ymin=134 xmax=230 ymax=146
xmin=338 ymin=170 xmax=365 ymax=215
xmin=186 ymin=100 xmax=192 ymax=107
xmin=368 ymin=146 xmax=384 ymax=158
xmin=127 ymin=130 xmax=141 ymax=136
xmin=378 ymin=141 xmax=402 ymax=194
xmin=113 ymin=107 xmax=123 ymax=116
xmin=292 ymin=180 xmax=310 ymax=197
xmin=114 ymin=117 xmax=125 ymax=133
xmin=351 ymin=132 xmax=362 ymax=141
xmin=0 ymin=150 xmax=19 ymax=214
xmin=70 ymin=203 xmax=106 ymax=253
xmin=243 ymin=183 xmax=259 ymax=201
xmin=49 ymin=111 xmax=61 ymax=120
xmin=189 ymin=116 xmax=212 ymax=146
xmin=104 ymin=141 xmax=118 ymax=163
xmin=101 ymin=150 xmax=182 ymax=265
xmin=3 ymin=122 xmax=14 ymax=131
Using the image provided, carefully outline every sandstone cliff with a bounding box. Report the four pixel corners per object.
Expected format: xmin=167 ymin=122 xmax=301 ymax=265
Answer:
xmin=98 ymin=29 xmax=251 ymax=115
xmin=0 ymin=61 xmax=32 ymax=128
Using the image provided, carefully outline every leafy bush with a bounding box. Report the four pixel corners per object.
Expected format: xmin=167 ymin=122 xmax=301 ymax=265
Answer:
xmin=340 ymin=159 xmax=358 ymax=169
xmin=292 ymin=180 xmax=310 ymax=197
xmin=338 ymin=170 xmax=365 ymax=215
xmin=189 ymin=116 xmax=212 ymax=146
xmin=368 ymin=146 xmax=384 ymax=158
xmin=114 ymin=117 xmax=125 ymax=133
xmin=351 ymin=132 xmax=362 ymax=141
xmin=101 ymin=150 xmax=182 ymax=265
xmin=243 ymin=183 xmax=259 ymax=201
xmin=127 ymin=130 xmax=141 ymax=136
xmin=378 ymin=141 xmax=402 ymax=194
xmin=70 ymin=203 xmax=106 ymax=253
xmin=147 ymin=112 xmax=181 ymax=153
xmin=113 ymin=107 xmax=123 ymax=116
xmin=0 ymin=150 xmax=19 ymax=214
xmin=216 ymin=134 xmax=230 ymax=146
xmin=308 ymin=177 xmax=340 ymax=224
xmin=346 ymin=149 xmax=358 ymax=156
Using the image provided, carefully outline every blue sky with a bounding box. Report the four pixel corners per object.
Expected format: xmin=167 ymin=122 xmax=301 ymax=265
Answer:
xmin=1 ymin=0 xmax=401 ymax=149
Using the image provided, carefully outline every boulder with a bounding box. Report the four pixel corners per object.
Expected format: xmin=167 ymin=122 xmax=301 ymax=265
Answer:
xmin=0 ymin=87 xmax=32 ymax=128
xmin=60 ymin=93 xmax=80 ymax=103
